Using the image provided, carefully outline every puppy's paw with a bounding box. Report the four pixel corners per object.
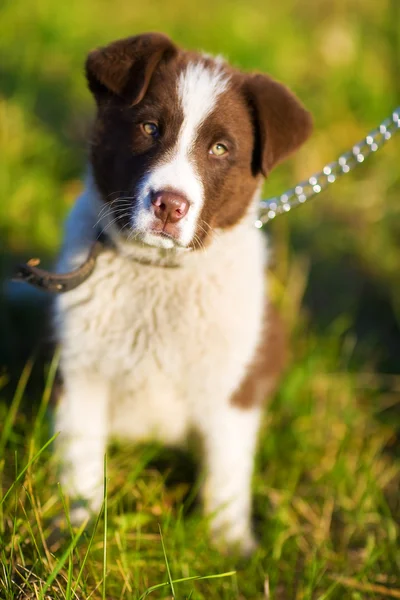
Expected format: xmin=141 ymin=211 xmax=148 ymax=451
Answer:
xmin=210 ymin=525 xmax=259 ymax=557
xmin=69 ymin=503 xmax=93 ymax=527
xmin=236 ymin=531 xmax=259 ymax=557
xmin=51 ymin=501 xmax=94 ymax=533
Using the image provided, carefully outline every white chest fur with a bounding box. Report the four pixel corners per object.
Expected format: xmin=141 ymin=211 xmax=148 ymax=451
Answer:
xmin=54 ymin=187 xmax=268 ymax=552
xmin=54 ymin=187 xmax=268 ymax=444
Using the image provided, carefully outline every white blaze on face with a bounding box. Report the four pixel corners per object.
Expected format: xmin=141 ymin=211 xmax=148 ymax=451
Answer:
xmin=133 ymin=60 xmax=230 ymax=249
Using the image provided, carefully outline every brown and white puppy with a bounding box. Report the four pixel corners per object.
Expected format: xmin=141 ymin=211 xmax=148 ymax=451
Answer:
xmin=54 ymin=33 xmax=312 ymax=554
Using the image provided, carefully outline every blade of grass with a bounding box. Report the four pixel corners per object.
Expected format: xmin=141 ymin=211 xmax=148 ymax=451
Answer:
xmin=103 ymin=453 xmax=108 ymax=600
xmin=317 ymin=581 xmax=340 ymax=600
xmin=137 ymin=571 xmax=236 ymax=600
xmin=66 ymin=556 xmax=74 ymax=600
xmin=40 ymin=517 xmax=89 ymax=600
xmin=59 ymin=484 xmax=78 ymax=554
xmin=22 ymin=485 xmax=53 ymax=565
xmin=72 ymin=500 xmax=105 ymax=595
xmin=0 ymin=432 xmax=58 ymax=507
xmin=59 ymin=486 xmax=78 ymax=600
xmin=4 ymin=452 xmax=19 ymax=585
xmin=18 ymin=498 xmax=43 ymax=562
xmin=0 ymin=356 xmax=35 ymax=455
xmin=33 ymin=347 xmax=60 ymax=446
xmin=159 ymin=523 xmax=175 ymax=599
xmin=330 ymin=576 xmax=400 ymax=599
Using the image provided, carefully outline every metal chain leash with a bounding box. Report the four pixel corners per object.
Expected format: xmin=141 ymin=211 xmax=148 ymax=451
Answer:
xmin=11 ymin=106 xmax=400 ymax=293
xmin=255 ymin=106 xmax=400 ymax=228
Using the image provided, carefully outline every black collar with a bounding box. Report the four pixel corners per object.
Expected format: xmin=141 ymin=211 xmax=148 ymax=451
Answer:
xmin=11 ymin=231 xmax=109 ymax=294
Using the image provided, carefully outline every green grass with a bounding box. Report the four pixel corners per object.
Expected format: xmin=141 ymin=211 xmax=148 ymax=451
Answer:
xmin=1 ymin=0 xmax=400 ymax=597
xmin=0 ymin=315 xmax=400 ymax=599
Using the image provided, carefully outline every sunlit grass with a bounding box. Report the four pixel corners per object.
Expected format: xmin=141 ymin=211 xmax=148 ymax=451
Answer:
xmin=0 ymin=308 xmax=399 ymax=598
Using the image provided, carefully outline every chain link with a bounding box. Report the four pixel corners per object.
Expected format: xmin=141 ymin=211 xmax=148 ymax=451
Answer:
xmin=255 ymin=107 xmax=400 ymax=228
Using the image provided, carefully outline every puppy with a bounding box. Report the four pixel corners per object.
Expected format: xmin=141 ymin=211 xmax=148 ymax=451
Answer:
xmin=54 ymin=32 xmax=312 ymax=554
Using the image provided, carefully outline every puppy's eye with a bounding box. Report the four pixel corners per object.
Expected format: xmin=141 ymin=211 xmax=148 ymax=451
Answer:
xmin=209 ymin=142 xmax=228 ymax=157
xmin=141 ymin=122 xmax=159 ymax=137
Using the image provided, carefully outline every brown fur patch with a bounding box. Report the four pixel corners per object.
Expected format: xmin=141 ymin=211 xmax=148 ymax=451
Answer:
xmin=231 ymin=304 xmax=288 ymax=409
xmin=85 ymin=33 xmax=312 ymax=248
xmin=86 ymin=33 xmax=177 ymax=104
xmin=243 ymin=73 xmax=313 ymax=175
xmin=89 ymin=55 xmax=184 ymax=232
xmin=191 ymin=78 xmax=263 ymax=241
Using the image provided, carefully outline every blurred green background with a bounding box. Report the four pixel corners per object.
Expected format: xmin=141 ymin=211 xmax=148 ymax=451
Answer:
xmin=1 ymin=0 xmax=399 ymax=377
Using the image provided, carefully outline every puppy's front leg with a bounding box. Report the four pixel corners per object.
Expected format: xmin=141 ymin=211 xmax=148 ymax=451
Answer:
xmin=201 ymin=403 xmax=262 ymax=555
xmin=55 ymin=374 xmax=109 ymax=524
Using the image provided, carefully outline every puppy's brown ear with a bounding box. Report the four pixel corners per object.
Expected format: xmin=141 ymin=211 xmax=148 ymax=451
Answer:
xmin=86 ymin=33 xmax=177 ymax=105
xmin=244 ymin=73 xmax=313 ymax=176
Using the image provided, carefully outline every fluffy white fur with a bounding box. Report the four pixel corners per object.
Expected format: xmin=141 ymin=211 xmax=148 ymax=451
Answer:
xmin=54 ymin=62 xmax=268 ymax=553
xmin=55 ymin=182 xmax=267 ymax=552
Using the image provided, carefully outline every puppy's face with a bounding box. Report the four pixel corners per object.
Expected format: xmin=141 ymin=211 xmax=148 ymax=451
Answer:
xmin=87 ymin=34 xmax=312 ymax=251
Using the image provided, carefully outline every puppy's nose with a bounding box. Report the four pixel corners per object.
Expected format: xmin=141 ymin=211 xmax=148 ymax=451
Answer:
xmin=151 ymin=190 xmax=189 ymax=224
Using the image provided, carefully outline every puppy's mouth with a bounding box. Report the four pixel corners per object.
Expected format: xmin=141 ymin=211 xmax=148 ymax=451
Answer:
xmin=133 ymin=225 xmax=189 ymax=251
xmin=131 ymin=212 xmax=192 ymax=252
xmin=150 ymin=229 xmax=176 ymax=242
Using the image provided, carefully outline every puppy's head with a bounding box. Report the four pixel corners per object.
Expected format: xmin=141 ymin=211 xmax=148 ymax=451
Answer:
xmin=87 ymin=33 xmax=312 ymax=252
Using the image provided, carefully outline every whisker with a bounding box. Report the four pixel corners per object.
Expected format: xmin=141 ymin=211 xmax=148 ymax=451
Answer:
xmin=192 ymin=233 xmax=206 ymax=253
xmin=98 ymin=197 xmax=133 ymax=214
xmin=93 ymin=206 xmax=116 ymax=229
xmin=198 ymin=219 xmax=219 ymax=245
xmin=94 ymin=198 xmax=134 ymax=228
xmin=95 ymin=198 xmax=122 ymax=222
xmin=195 ymin=225 xmax=212 ymax=249
xmin=126 ymin=231 xmax=139 ymax=243
xmin=199 ymin=219 xmax=218 ymax=237
xmin=97 ymin=211 xmax=132 ymax=237
xmin=106 ymin=190 xmax=130 ymax=200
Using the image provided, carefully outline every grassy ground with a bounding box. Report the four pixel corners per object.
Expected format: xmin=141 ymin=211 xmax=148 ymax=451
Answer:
xmin=1 ymin=0 xmax=400 ymax=598
xmin=1 ymin=313 xmax=400 ymax=599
